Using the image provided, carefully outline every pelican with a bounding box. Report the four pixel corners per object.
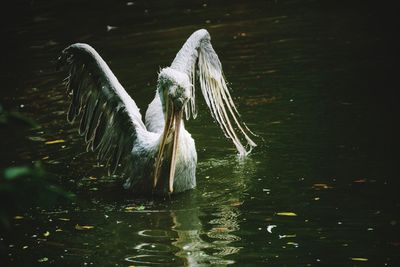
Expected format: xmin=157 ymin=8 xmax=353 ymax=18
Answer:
xmin=58 ymin=29 xmax=256 ymax=195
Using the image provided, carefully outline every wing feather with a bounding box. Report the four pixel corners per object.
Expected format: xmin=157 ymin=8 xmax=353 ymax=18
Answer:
xmin=58 ymin=43 xmax=146 ymax=175
xmin=170 ymin=29 xmax=257 ymax=156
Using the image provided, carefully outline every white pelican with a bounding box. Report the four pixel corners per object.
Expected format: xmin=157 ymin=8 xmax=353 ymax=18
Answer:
xmin=58 ymin=29 xmax=256 ymax=195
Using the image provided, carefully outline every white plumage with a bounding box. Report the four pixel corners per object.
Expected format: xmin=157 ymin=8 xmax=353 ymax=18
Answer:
xmin=58 ymin=29 xmax=256 ymax=195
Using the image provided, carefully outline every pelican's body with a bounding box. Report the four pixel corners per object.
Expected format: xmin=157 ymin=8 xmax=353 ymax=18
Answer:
xmin=127 ymin=91 xmax=197 ymax=194
xmin=58 ymin=29 xmax=256 ymax=195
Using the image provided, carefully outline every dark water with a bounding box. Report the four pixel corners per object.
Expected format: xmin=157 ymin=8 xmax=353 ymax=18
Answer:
xmin=1 ymin=0 xmax=399 ymax=266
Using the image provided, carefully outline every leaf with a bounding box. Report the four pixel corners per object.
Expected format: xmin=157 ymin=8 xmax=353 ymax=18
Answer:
xmin=45 ymin=139 xmax=65 ymax=145
xmin=312 ymin=183 xmax=333 ymax=189
xmin=75 ymin=224 xmax=95 ymax=230
xmin=4 ymin=166 xmax=31 ymax=180
xmin=38 ymin=257 xmax=48 ymax=263
xmin=277 ymin=212 xmax=297 ymax=217
xmin=279 ymin=234 xmax=297 ymax=239
xmin=43 ymin=231 xmax=50 ymax=237
xmin=350 ymin=257 xmax=368 ymax=261
xmin=58 ymin=217 xmax=70 ymax=221
xmin=267 ymin=225 xmax=277 ymax=233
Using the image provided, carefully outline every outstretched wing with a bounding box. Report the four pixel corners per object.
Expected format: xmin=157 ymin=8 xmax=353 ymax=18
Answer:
xmin=58 ymin=43 xmax=146 ymax=175
xmin=170 ymin=29 xmax=256 ymax=156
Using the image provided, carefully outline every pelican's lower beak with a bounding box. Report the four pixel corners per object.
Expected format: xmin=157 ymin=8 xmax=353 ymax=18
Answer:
xmin=153 ymin=99 xmax=182 ymax=193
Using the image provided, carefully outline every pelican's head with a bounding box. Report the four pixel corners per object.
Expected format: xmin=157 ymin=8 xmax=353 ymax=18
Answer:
xmin=157 ymin=67 xmax=191 ymax=112
xmin=153 ymin=67 xmax=192 ymax=193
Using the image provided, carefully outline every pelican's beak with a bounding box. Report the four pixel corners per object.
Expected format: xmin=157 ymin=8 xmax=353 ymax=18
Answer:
xmin=153 ymin=99 xmax=183 ymax=193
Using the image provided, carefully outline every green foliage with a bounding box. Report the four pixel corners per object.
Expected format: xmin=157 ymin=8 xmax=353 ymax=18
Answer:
xmin=4 ymin=166 xmax=32 ymax=180
xmin=0 ymin=104 xmax=38 ymax=128
xmin=0 ymin=103 xmax=75 ymax=230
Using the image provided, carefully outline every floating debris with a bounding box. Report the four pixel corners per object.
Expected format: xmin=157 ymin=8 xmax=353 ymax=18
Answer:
xmin=267 ymin=225 xmax=277 ymax=233
xmin=37 ymin=257 xmax=48 ymax=263
xmin=75 ymin=224 xmax=95 ymax=230
xmin=106 ymin=25 xmax=118 ymax=32
xmin=312 ymin=184 xmax=333 ymax=190
xmin=279 ymin=234 xmax=296 ymax=239
xmin=44 ymin=139 xmax=65 ymax=145
xmin=287 ymin=242 xmax=299 ymax=247
xmin=350 ymin=257 xmax=368 ymax=262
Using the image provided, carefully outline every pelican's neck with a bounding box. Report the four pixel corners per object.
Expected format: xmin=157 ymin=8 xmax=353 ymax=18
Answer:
xmin=168 ymin=30 xmax=210 ymax=120
xmin=170 ymin=29 xmax=209 ymax=77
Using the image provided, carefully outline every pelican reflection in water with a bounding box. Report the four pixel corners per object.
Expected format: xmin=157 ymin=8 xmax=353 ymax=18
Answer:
xmin=58 ymin=29 xmax=256 ymax=195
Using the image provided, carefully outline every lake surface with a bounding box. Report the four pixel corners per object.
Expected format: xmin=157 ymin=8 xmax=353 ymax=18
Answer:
xmin=1 ymin=0 xmax=399 ymax=266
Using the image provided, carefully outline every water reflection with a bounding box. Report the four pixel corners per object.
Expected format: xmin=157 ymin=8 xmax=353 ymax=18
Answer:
xmin=207 ymin=206 xmax=241 ymax=258
xmin=122 ymin=156 xmax=257 ymax=266
xmin=171 ymin=197 xmax=240 ymax=265
xmin=171 ymin=196 xmax=217 ymax=266
xmin=123 ymin=195 xmax=239 ymax=266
